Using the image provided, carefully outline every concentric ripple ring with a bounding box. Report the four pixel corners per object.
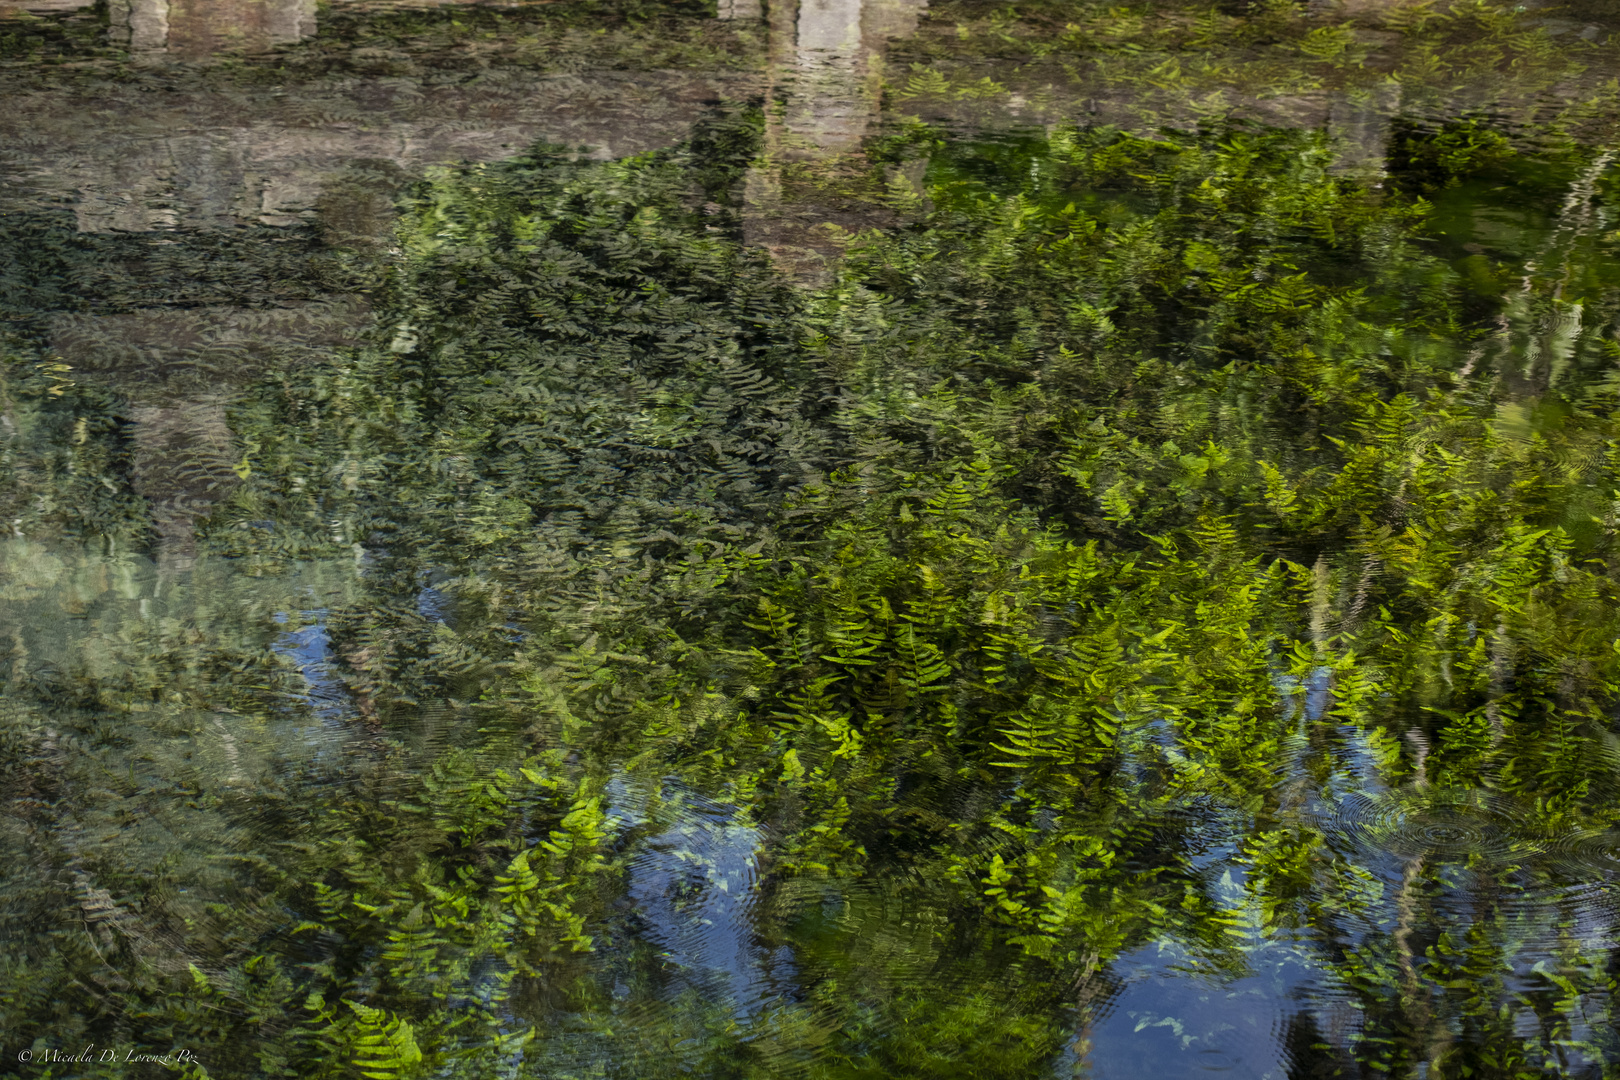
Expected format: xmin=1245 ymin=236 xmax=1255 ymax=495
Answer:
xmin=1327 ymin=789 xmax=1546 ymax=862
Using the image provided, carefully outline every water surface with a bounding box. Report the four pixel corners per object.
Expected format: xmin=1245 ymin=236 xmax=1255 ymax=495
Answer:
xmin=3 ymin=1 xmax=1620 ymax=1077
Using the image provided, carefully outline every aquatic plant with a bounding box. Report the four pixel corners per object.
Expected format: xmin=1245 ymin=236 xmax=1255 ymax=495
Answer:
xmin=4 ymin=1 xmax=1620 ymax=1075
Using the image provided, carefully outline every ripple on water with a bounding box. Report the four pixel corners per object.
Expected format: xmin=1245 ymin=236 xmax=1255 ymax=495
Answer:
xmin=602 ymin=775 xmax=998 ymax=1077
xmin=1541 ymin=830 xmax=1620 ymax=879
xmin=612 ymin=783 xmax=782 ymax=1020
xmin=761 ymin=872 xmax=955 ymax=987
xmin=1327 ymin=789 xmax=1548 ymax=862
xmin=1324 ymin=790 xmax=1620 ymax=949
xmin=1507 ymin=832 xmax=1620 ymax=944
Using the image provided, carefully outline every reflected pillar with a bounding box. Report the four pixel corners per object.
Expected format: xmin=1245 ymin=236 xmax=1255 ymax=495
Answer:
xmin=108 ymin=0 xmax=316 ymax=55
xmin=782 ymin=0 xmax=925 ymax=156
xmin=743 ymin=0 xmax=928 ymax=280
xmin=786 ymin=0 xmax=866 ymax=154
xmin=108 ymin=0 xmax=169 ymax=52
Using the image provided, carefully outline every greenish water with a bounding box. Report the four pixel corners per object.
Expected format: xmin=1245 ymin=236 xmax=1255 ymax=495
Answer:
xmin=4 ymin=1 xmax=1620 ymax=1077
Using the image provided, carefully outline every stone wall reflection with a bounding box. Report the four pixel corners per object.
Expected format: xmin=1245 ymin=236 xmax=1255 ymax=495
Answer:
xmin=0 ymin=1 xmax=762 ymax=565
xmin=108 ymin=0 xmax=316 ymax=55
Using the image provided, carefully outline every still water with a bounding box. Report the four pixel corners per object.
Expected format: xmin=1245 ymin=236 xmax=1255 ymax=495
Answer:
xmin=3 ymin=0 xmax=1620 ymax=1076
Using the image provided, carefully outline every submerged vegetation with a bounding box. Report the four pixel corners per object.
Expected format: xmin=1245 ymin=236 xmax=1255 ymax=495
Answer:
xmin=4 ymin=0 xmax=1620 ymax=1077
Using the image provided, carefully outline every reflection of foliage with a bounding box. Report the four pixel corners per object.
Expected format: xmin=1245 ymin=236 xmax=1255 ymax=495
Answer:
xmin=0 ymin=212 xmax=371 ymax=322
xmin=6 ymin=30 xmax=1620 ymax=1080
xmin=344 ymin=1000 xmax=425 ymax=1080
xmin=0 ymin=342 xmax=148 ymax=542
xmin=892 ymin=0 xmax=1620 ymax=147
xmin=1395 ymin=117 xmax=1515 ymax=190
xmin=0 ymin=4 xmax=102 ymax=61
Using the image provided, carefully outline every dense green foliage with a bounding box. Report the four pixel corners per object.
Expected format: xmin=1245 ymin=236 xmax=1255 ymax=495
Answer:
xmin=892 ymin=0 xmax=1620 ymax=146
xmin=6 ymin=3 xmax=1620 ymax=1076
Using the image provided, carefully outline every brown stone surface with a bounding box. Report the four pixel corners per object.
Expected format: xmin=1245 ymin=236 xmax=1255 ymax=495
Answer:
xmin=0 ymin=70 xmax=758 ymax=234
